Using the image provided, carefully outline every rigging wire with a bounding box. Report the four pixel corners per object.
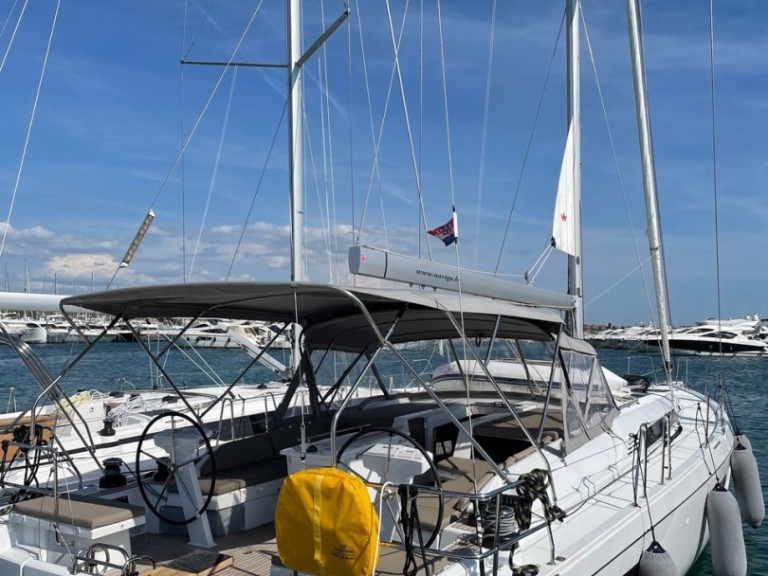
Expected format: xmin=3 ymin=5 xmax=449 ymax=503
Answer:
xmin=147 ymin=0 xmax=266 ymax=211
xmin=189 ymin=67 xmax=238 ymax=281
xmin=579 ymin=8 xmax=656 ymax=320
xmin=0 ymin=0 xmax=27 ymax=73
xmin=473 ymin=0 xmax=498 ymax=269
xmin=435 ymin=0 xmax=471 ymax=421
xmin=319 ymin=0 xmax=339 ymax=283
xmin=0 ymin=0 xmax=59 ymax=260
xmin=382 ymin=0 xmax=434 ymax=260
xmin=180 ymin=0 xmax=216 ymax=61
xmin=708 ymin=1 xmax=722 ymax=345
xmin=0 ymin=0 xmax=22 ymax=50
xmin=226 ymin=100 xmax=289 ymax=280
xmin=585 ymin=256 xmax=651 ymax=309
xmin=493 ymin=10 xmax=565 ymax=276
xmin=707 ymin=0 xmax=732 ymax=424
xmin=303 ymin=81 xmax=334 ymax=280
xmin=436 ymin=0 xmax=456 ymax=224
xmin=354 ymin=1 xmax=408 ymax=250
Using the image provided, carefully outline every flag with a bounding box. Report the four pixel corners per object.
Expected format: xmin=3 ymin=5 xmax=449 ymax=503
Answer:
xmin=428 ymin=214 xmax=457 ymax=246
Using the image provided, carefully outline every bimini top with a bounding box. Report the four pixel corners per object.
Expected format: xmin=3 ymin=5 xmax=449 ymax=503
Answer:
xmin=61 ymin=282 xmax=570 ymax=352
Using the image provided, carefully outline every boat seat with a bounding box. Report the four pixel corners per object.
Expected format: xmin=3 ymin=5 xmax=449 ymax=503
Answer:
xmin=416 ymin=435 xmax=558 ymax=533
xmin=196 ymin=421 xmax=332 ymax=495
xmin=200 ymin=433 xmax=275 ymax=477
xmin=414 ymin=455 xmax=495 ymax=533
xmin=12 ymin=493 xmax=145 ymax=534
xmin=10 ymin=493 xmax=145 ymax=566
xmin=199 ymin=459 xmax=288 ymax=495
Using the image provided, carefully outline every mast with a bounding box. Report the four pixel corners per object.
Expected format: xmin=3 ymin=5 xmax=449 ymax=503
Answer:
xmin=284 ymin=1 xmax=348 ymax=372
xmin=287 ymin=0 xmax=304 ymax=283
xmin=626 ymin=0 xmax=673 ymax=377
xmin=566 ymin=0 xmax=583 ymax=338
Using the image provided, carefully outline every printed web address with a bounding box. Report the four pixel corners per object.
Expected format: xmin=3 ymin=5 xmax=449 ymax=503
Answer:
xmin=415 ymin=269 xmax=458 ymax=283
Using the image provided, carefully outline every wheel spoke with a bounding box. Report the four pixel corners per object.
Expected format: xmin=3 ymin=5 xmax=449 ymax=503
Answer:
xmin=335 ymin=426 xmax=443 ymax=548
xmin=135 ymin=410 xmax=216 ymax=526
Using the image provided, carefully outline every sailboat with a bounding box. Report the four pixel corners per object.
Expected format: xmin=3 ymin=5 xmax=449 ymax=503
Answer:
xmin=0 ymin=2 xmax=760 ymax=576
xmin=266 ymin=1 xmax=758 ymax=575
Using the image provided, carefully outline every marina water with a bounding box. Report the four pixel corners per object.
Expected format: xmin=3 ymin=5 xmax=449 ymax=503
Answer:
xmin=0 ymin=343 xmax=764 ymax=575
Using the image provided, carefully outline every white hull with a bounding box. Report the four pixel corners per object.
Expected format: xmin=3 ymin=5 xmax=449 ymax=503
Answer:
xmin=502 ymin=390 xmax=731 ymax=575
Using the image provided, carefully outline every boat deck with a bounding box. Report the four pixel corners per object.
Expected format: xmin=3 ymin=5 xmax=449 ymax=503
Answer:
xmin=122 ymin=524 xmax=278 ymax=576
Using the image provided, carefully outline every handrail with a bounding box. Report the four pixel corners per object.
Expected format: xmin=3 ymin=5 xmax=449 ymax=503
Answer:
xmin=6 ymin=386 xmax=15 ymax=412
xmin=217 ymin=395 xmax=236 ymax=442
xmin=631 ymin=411 xmax=675 ymax=504
xmin=75 ymin=542 xmax=156 ymax=575
xmin=260 ymin=391 xmax=281 ymax=432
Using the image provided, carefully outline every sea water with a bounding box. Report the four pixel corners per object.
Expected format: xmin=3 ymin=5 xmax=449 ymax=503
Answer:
xmin=1 ymin=343 xmax=765 ymax=575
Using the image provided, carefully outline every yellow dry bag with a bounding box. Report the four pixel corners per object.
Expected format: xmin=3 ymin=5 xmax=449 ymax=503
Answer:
xmin=276 ymin=467 xmax=380 ymax=576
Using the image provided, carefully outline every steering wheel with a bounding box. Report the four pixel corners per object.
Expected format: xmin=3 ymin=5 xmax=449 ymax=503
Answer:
xmin=335 ymin=426 xmax=444 ymax=548
xmin=135 ymin=411 xmax=215 ymax=526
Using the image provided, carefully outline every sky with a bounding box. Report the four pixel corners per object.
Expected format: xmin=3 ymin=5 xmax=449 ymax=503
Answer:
xmin=0 ymin=0 xmax=766 ymax=327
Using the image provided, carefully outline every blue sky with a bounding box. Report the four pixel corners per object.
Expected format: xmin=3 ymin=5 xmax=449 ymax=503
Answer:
xmin=0 ymin=1 xmax=765 ymax=326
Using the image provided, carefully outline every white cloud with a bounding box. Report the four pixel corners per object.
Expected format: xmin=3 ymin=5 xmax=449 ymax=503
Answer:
xmin=0 ymin=223 xmax=55 ymax=240
xmin=43 ymin=254 xmax=120 ymax=280
xmin=267 ymin=256 xmax=290 ymax=269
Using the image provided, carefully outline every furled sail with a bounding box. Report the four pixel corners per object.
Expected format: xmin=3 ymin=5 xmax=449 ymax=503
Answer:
xmin=551 ymin=122 xmax=576 ymax=256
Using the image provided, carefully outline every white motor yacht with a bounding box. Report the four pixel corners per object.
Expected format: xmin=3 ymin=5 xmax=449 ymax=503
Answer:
xmin=641 ymin=322 xmax=768 ymax=356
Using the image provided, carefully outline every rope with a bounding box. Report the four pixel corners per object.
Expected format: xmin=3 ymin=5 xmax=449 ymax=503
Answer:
xmin=503 ymin=469 xmax=562 ymax=575
xmin=398 ymin=484 xmax=429 ymax=576
xmin=512 ymin=469 xmax=565 ymax=531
